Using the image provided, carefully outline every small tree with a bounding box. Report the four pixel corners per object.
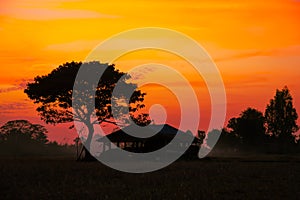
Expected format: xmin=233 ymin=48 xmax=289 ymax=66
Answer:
xmin=265 ymin=86 xmax=299 ymax=145
xmin=0 ymin=120 xmax=48 ymax=156
xmin=24 ymin=61 xmax=146 ymax=160
xmin=227 ymin=108 xmax=266 ymax=147
xmin=0 ymin=120 xmax=48 ymax=144
xmin=205 ymin=128 xmax=240 ymax=156
xmin=197 ymin=130 xmax=206 ymax=146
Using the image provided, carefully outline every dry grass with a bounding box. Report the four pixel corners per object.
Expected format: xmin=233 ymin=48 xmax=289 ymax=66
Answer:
xmin=1 ymin=156 xmax=300 ymax=199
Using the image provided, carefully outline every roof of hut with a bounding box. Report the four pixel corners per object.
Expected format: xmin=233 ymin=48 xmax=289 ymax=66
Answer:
xmin=97 ymin=124 xmax=199 ymax=143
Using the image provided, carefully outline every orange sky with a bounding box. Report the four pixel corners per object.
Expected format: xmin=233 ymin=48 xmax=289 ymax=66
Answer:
xmin=0 ymin=0 xmax=300 ymax=142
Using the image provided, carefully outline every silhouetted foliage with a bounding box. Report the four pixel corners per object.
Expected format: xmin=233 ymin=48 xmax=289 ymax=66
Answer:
xmin=265 ymin=86 xmax=298 ymax=140
xmin=265 ymin=86 xmax=299 ymax=152
xmin=0 ymin=120 xmax=49 ymax=156
xmin=130 ymin=113 xmax=152 ymax=127
xmin=206 ymin=128 xmax=240 ymax=154
xmin=227 ymin=108 xmax=266 ymax=147
xmin=197 ymin=130 xmax=206 ymax=146
xmin=0 ymin=120 xmax=48 ymax=144
xmin=24 ymin=61 xmax=146 ymax=160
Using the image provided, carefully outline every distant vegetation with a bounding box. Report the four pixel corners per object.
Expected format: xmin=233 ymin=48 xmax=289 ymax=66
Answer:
xmin=0 ymin=120 xmax=75 ymax=157
xmin=206 ymin=86 xmax=299 ymax=155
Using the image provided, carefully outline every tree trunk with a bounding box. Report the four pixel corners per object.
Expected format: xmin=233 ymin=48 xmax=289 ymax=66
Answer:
xmin=82 ymin=123 xmax=96 ymax=161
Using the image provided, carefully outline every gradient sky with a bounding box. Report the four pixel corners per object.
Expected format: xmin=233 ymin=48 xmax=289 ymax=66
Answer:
xmin=0 ymin=0 xmax=300 ymax=142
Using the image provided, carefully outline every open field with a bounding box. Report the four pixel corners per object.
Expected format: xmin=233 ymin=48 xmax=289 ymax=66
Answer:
xmin=1 ymin=155 xmax=300 ymax=200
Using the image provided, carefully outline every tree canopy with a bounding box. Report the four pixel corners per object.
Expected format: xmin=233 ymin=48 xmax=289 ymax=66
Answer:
xmin=265 ymin=86 xmax=298 ymax=141
xmin=0 ymin=120 xmax=48 ymax=144
xmin=25 ymin=61 xmax=145 ymax=125
xmin=227 ymin=108 xmax=266 ymax=146
xmin=24 ymin=61 xmax=146 ymax=159
xmin=206 ymin=128 xmax=239 ymax=151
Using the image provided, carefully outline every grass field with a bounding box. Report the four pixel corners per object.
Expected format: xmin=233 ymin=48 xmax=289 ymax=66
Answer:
xmin=1 ymin=155 xmax=300 ymax=199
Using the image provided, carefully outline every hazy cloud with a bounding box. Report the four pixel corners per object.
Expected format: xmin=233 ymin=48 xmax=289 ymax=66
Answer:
xmin=46 ymin=40 xmax=102 ymax=52
xmin=0 ymin=102 xmax=30 ymax=113
xmin=212 ymin=45 xmax=300 ymax=63
xmin=1 ymin=8 xmax=119 ymax=20
xmin=0 ymin=79 xmax=31 ymax=94
xmin=0 ymin=85 xmax=22 ymax=94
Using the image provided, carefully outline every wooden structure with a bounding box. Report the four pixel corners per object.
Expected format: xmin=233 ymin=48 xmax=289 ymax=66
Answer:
xmin=97 ymin=124 xmax=201 ymax=158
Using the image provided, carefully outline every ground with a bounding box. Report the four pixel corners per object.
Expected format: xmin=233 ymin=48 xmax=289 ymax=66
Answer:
xmin=1 ymin=155 xmax=300 ymax=199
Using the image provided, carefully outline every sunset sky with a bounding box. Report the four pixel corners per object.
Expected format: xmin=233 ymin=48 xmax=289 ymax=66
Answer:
xmin=0 ymin=0 xmax=300 ymax=142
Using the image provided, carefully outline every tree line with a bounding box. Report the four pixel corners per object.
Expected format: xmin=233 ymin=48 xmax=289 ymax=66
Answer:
xmin=205 ymin=86 xmax=299 ymax=154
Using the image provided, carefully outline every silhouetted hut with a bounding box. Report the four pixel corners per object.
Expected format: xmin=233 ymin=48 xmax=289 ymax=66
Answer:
xmin=97 ymin=124 xmax=201 ymax=158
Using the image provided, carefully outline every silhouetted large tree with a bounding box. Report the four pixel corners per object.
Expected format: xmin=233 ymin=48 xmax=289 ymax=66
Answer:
xmin=24 ymin=61 xmax=146 ymax=160
xmin=227 ymin=108 xmax=265 ymax=147
xmin=265 ymin=86 xmax=298 ymax=144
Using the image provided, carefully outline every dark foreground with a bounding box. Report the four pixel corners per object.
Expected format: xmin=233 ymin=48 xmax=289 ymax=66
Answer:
xmin=1 ymin=155 xmax=300 ymax=200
